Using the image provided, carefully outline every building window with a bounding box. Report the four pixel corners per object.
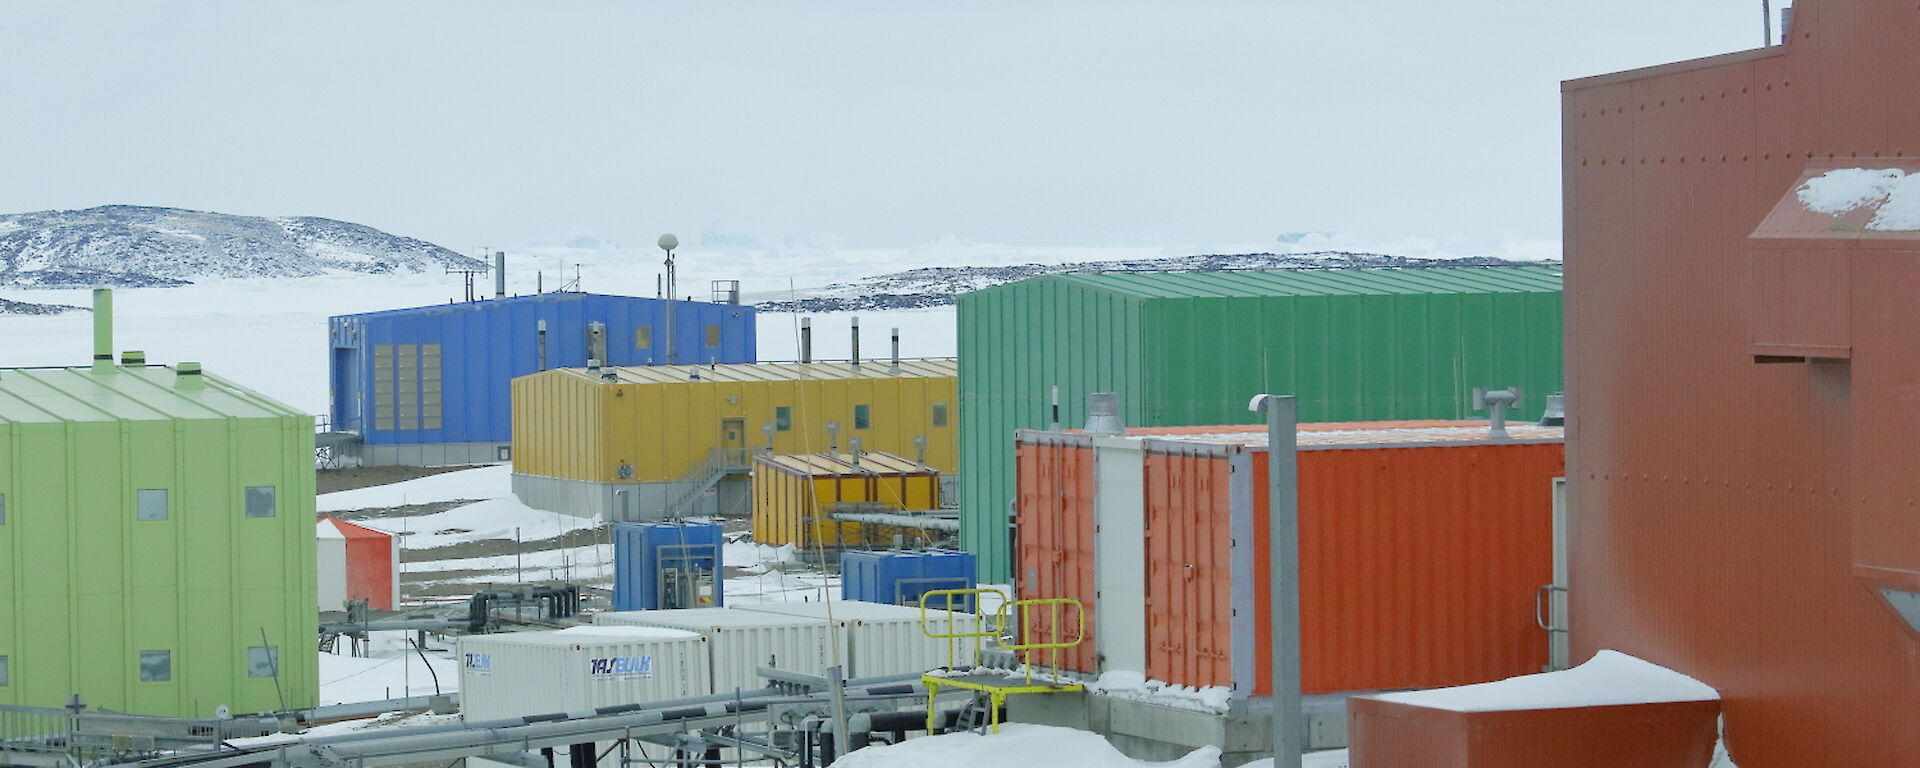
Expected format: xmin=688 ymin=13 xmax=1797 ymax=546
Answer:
xmin=0 ymin=655 xmax=7 ymax=686
xmin=137 ymin=489 xmax=169 ymax=521
xmin=373 ymin=344 xmax=395 ymax=431
xmin=854 ymin=404 xmax=871 ymax=430
xmin=140 ymin=651 xmax=172 ymax=682
xmin=635 ymin=326 xmax=652 ymax=350
xmin=245 ymin=486 xmax=277 ymax=518
xmin=247 ymin=646 xmax=279 ymax=678
xmin=421 ymin=343 xmax=443 ymax=431
xmin=705 ymin=325 xmax=721 ymax=348
xmin=0 ymin=492 xmax=7 ymax=525
xmin=932 ymin=403 xmax=949 ymax=428
xmin=775 ymin=406 xmax=792 ymax=432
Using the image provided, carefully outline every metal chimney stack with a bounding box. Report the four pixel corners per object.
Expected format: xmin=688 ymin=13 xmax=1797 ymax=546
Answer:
xmin=850 ymin=436 xmax=863 ymax=468
xmin=1049 ymin=385 xmax=1061 ymax=431
xmin=801 ymin=318 xmax=813 ymax=364
xmin=91 ymin=289 xmax=114 ymax=374
xmin=827 ymin=421 xmax=841 ymax=453
xmin=494 ymin=251 xmax=506 ymax=299
xmin=850 ymin=317 xmax=862 ymax=370
xmin=1084 ymin=392 xmax=1124 ymax=435
xmin=889 ymin=327 xmax=901 ymax=374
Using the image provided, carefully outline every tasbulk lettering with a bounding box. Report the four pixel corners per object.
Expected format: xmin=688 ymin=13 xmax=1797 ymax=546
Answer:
xmin=588 ymin=656 xmax=654 ymax=679
xmin=464 ymin=653 xmax=492 ymax=673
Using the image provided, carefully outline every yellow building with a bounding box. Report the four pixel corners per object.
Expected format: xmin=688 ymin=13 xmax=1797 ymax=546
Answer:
xmin=752 ymin=451 xmax=942 ymax=549
xmin=511 ymin=359 xmax=957 ymax=520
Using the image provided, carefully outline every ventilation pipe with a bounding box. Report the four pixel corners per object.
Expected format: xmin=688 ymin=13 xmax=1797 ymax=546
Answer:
xmin=587 ymin=322 xmax=607 ymax=366
xmin=827 ymin=421 xmax=840 ymax=454
xmin=1049 ymin=385 xmax=1061 ymax=431
xmin=850 ymin=317 xmax=861 ymax=370
xmin=800 ymin=318 xmax=813 ymax=364
xmin=889 ymin=328 xmax=901 ymax=374
xmin=1084 ymin=392 xmax=1124 ymax=435
xmin=1473 ymin=386 xmax=1523 ymax=441
xmin=176 ymin=362 xmax=205 ymax=390
xmin=91 ymin=289 xmax=114 ymax=374
xmin=850 ymin=436 xmax=863 ymax=468
xmin=914 ymin=434 xmax=928 ymax=467
xmin=120 ymin=350 xmax=145 ymax=366
xmin=494 ymin=251 xmax=506 ymax=299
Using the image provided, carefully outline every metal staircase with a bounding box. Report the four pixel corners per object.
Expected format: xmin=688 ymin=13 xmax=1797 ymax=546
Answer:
xmin=661 ymin=447 xmax=757 ymax=517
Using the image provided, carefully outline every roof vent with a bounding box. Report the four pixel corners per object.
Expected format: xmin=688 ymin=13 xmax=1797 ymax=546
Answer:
xmin=1472 ymin=386 xmax=1523 ymax=440
xmin=121 ymin=350 xmax=146 ymax=366
xmin=176 ymin=362 xmax=205 ymax=390
xmin=1085 ymin=392 xmax=1125 ymax=436
xmin=91 ymin=289 xmax=114 ymax=375
xmin=1539 ymin=392 xmax=1566 ymax=427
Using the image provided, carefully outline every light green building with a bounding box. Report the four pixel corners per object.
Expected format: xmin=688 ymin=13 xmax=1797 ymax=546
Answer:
xmin=0 ymin=291 xmax=317 ymax=717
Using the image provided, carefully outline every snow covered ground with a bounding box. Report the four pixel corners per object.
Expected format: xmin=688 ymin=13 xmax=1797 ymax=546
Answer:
xmin=318 ymin=630 xmax=460 ymax=706
xmin=830 ymin=724 xmax=1224 ymax=768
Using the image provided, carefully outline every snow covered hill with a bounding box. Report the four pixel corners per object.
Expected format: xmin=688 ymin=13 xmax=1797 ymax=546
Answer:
xmin=757 ymin=250 xmax=1547 ymax=312
xmin=0 ymin=205 xmax=483 ymax=287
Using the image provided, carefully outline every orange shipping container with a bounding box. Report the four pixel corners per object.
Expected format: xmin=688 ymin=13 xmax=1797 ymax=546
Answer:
xmin=1015 ymin=421 xmax=1565 ymax=697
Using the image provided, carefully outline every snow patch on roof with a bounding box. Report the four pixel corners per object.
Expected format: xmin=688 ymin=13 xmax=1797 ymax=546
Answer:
xmin=1371 ymin=650 xmax=1718 ymax=712
xmin=1795 ymin=168 xmax=1920 ymax=230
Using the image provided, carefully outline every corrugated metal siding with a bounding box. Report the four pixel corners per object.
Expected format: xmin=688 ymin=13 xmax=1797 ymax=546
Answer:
xmin=959 ymin=267 xmax=1564 ymax=581
xmin=1142 ymin=447 xmax=1236 ymax=690
xmin=1560 ymin=5 xmax=1920 ymax=765
xmin=0 ymin=367 xmax=316 ymax=716
xmin=751 ymin=453 xmax=939 ymax=548
xmin=331 ymin=293 xmax=756 ymax=446
xmin=734 ymin=601 xmax=984 ymax=676
xmin=1012 ymin=434 xmax=1099 ymax=673
xmin=595 ymin=609 xmax=836 ymax=695
xmin=513 ymin=365 xmax=956 ymax=484
xmin=456 ymin=630 xmax=710 ymax=720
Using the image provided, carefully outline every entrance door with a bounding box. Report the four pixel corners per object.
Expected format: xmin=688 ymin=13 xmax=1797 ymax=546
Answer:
xmin=721 ymin=418 xmax=748 ymax=467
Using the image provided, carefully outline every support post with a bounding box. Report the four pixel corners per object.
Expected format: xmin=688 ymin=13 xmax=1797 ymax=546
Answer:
xmin=1251 ymin=393 xmax=1300 ymax=767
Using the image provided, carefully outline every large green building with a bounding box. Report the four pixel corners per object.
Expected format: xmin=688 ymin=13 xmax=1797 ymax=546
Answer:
xmin=0 ymin=292 xmax=317 ymax=717
xmin=957 ymin=266 xmax=1564 ymax=581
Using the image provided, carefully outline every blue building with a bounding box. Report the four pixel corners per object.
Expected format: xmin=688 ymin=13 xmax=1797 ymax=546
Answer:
xmin=328 ymin=292 xmax=756 ymax=466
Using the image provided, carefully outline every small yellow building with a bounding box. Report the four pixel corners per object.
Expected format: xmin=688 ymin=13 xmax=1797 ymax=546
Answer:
xmin=511 ymin=359 xmax=956 ymax=520
xmin=753 ymin=451 xmax=941 ymax=549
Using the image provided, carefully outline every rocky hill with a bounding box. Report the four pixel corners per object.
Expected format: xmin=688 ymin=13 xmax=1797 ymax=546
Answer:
xmin=0 ymin=205 xmax=482 ymax=287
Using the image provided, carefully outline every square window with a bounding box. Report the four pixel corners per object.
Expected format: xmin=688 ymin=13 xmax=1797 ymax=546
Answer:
xmin=854 ymin=404 xmax=871 ymax=430
xmin=704 ymin=324 xmax=721 ymax=348
xmin=137 ymin=489 xmax=168 ymax=521
xmin=247 ymin=646 xmax=279 ymax=678
xmin=0 ymin=654 xmax=8 ymax=686
xmin=245 ymin=486 xmax=276 ymax=518
xmin=775 ymin=406 xmax=792 ymax=432
xmin=634 ymin=326 xmax=652 ymax=351
xmin=932 ymin=403 xmax=949 ymax=428
xmin=0 ymin=492 xmax=7 ymax=525
xmin=139 ymin=650 xmax=171 ymax=682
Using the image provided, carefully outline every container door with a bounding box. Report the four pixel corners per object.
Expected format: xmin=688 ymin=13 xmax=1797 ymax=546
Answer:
xmin=1538 ymin=477 xmax=1571 ymax=671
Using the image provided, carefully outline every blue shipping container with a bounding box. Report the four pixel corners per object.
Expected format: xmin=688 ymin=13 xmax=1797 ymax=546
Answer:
xmin=329 ymin=292 xmax=756 ymax=447
xmin=841 ymin=549 xmax=977 ymax=608
xmin=613 ymin=522 xmax=726 ymax=611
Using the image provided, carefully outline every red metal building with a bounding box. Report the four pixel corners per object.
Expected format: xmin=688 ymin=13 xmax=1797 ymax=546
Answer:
xmin=1565 ymin=1 xmax=1920 ymax=763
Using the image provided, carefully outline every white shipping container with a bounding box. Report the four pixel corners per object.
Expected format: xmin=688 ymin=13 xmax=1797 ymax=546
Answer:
xmin=735 ymin=600 xmax=985 ymax=679
xmin=458 ymin=626 xmax=710 ymax=722
xmin=594 ymin=608 xmax=838 ymax=694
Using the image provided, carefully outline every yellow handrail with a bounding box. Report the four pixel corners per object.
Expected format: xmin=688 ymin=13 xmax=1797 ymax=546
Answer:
xmin=998 ymin=597 xmax=1085 ymax=685
xmin=918 ymin=587 xmax=1006 ymax=669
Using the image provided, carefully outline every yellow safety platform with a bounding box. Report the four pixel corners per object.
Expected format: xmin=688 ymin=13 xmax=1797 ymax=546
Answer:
xmin=918 ymin=589 xmax=1087 ymax=733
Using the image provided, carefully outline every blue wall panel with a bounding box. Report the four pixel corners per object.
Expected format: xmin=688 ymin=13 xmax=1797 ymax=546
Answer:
xmin=328 ymin=293 xmax=756 ymax=445
xmin=613 ymin=522 xmax=725 ymax=612
xmin=841 ymin=549 xmax=977 ymax=607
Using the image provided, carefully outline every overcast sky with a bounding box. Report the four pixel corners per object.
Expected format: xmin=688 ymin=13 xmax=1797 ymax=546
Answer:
xmin=0 ymin=2 xmax=1778 ymax=253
